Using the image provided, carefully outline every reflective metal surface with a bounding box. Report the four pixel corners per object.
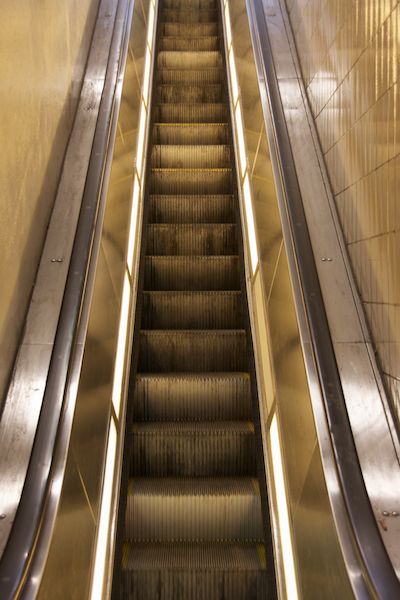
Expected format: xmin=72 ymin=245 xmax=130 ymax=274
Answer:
xmin=0 ymin=0 xmax=117 ymax=560
xmin=38 ymin=0 xmax=151 ymax=596
xmin=0 ymin=0 xmax=100 ymax=407
xmin=285 ymin=0 xmax=400 ymax=426
xmin=261 ymin=0 xmax=400 ymax=578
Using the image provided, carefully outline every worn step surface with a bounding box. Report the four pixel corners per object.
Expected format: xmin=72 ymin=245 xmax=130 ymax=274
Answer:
xmin=149 ymin=195 xmax=234 ymax=223
xmin=142 ymin=291 xmax=243 ymax=329
xmin=161 ymin=36 xmax=219 ymax=52
xmin=156 ymin=83 xmax=223 ymax=103
xmin=157 ymin=67 xmax=222 ymax=85
xmin=151 ymin=168 xmax=232 ymax=194
xmin=146 ymin=224 xmax=236 ymax=255
xmin=126 ymin=478 xmax=262 ymax=540
xmin=153 ymin=123 xmax=229 ymax=145
xmin=158 ymin=51 xmax=222 ymax=70
xmin=121 ymin=543 xmax=268 ymax=600
xmin=154 ymin=103 xmax=226 ymax=123
xmin=139 ymin=330 xmax=247 ymax=372
xmin=160 ymin=22 xmax=219 ymax=37
xmin=152 ymin=145 xmax=230 ymax=168
xmin=162 ymin=8 xmax=218 ymax=22
xmin=144 ymin=256 xmax=240 ymax=290
xmin=133 ymin=373 xmax=252 ymax=421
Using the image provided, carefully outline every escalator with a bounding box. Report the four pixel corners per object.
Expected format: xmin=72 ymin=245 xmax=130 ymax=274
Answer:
xmin=115 ymin=0 xmax=276 ymax=597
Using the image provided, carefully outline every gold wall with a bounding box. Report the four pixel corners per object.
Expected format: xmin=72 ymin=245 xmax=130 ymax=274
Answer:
xmin=285 ymin=0 xmax=400 ymax=421
xmin=0 ymin=0 xmax=100 ymax=404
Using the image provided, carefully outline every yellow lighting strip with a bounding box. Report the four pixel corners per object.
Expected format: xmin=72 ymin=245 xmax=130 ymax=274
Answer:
xmin=270 ymin=414 xmax=299 ymax=599
xmin=90 ymin=1 xmax=157 ymax=597
xmin=223 ymin=0 xmax=259 ymax=274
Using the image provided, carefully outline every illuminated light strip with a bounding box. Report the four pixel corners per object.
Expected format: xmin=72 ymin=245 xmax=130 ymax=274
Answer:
xmin=135 ymin=101 xmax=147 ymax=176
xmin=142 ymin=46 xmax=152 ymax=106
xmin=270 ymin=414 xmax=299 ymax=600
xmin=90 ymin=419 xmax=117 ymax=600
xmin=224 ymin=3 xmax=232 ymax=49
xmin=234 ymin=102 xmax=247 ymax=176
xmin=243 ymin=174 xmax=258 ymax=273
xmin=229 ymin=50 xmax=239 ymax=105
xmin=111 ymin=272 xmax=131 ymax=419
xmin=147 ymin=2 xmax=155 ymax=49
xmin=127 ymin=174 xmax=140 ymax=275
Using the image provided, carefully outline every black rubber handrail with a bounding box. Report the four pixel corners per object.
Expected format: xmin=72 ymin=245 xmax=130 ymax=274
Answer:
xmin=0 ymin=0 xmax=132 ymax=597
xmin=249 ymin=0 xmax=400 ymax=598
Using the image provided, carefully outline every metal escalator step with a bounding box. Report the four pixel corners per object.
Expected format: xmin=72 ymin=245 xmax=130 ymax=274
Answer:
xmin=162 ymin=9 xmax=218 ymax=22
xmin=158 ymin=51 xmax=222 ymax=70
xmin=131 ymin=423 xmax=256 ymax=477
xmin=133 ymin=373 xmax=252 ymax=421
xmin=126 ymin=477 xmax=262 ymax=540
xmin=164 ymin=0 xmax=217 ymax=9
xmin=161 ymin=22 xmax=218 ymax=37
xmin=161 ymin=36 xmax=219 ymax=52
xmin=157 ymin=67 xmax=222 ymax=85
xmin=149 ymin=194 xmax=234 ymax=223
xmin=156 ymin=83 xmax=223 ymax=103
xmin=154 ymin=103 xmax=226 ymax=123
xmin=144 ymin=256 xmax=240 ymax=290
xmin=121 ymin=542 xmax=268 ymax=600
xmin=152 ymin=145 xmax=230 ymax=168
xmin=150 ymin=169 xmax=231 ymax=194
xmin=153 ymin=123 xmax=228 ymax=145
xmin=138 ymin=330 xmax=247 ymax=372
xmin=142 ymin=291 xmax=243 ymax=329
xmin=146 ymin=224 xmax=236 ymax=255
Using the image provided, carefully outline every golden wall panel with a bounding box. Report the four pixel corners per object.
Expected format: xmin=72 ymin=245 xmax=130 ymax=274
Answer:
xmin=287 ymin=0 xmax=400 ymax=420
xmin=0 ymin=0 xmax=100 ymax=405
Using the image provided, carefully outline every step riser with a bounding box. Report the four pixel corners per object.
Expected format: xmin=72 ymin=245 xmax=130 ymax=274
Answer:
xmin=150 ymin=170 xmax=232 ymax=194
xmin=149 ymin=195 xmax=234 ymax=224
xmin=156 ymin=84 xmax=223 ymax=103
xmin=146 ymin=225 xmax=236 ymax=256
xmin=152 ymin=145 xmax=230 ymax=169
xmin=139 ymin=332 xmax=247 ymax=372
xmin=158 ymin=51 xmax=222 ymax=70
xmin=162 ymin=8 xmax=218 ymax=23
xmin=145 ymin=257 xmax=240 ymax=290
xmin=163 ymin=0 xmax=217 ymax=9
xmin=161 ymin=37 xmax=219 ymax=51
xmin=161 ymin=23 xmax=218 ymax=37
xmin=154 ymin=104 xmax=225 ymax=123
xmin=131 ymin=431 xmax=256 ymax=477
xmin=157 ymin=68 xmax=222 ymax=85
xmin=142 ymin=292 xmax=243 ymax=329
xmin=134 ymin=375 xmax=252 ymax=421
xmin=126 ymin=488 xmax=262 ymax=540
xmin=153 ymin=124 xmax=229 ymax=145
xmin=121 ymin=570 xmax=267 ymax=600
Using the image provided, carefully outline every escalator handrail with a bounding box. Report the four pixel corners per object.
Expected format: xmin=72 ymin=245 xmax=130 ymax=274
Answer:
xmin=0 ymin=0 xmax=133 ymax=597
xmin=249 ymin=0 xmax=400 ymax=597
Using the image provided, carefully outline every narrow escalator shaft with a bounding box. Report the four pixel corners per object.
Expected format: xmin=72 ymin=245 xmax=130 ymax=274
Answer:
xmin=119 ymin=1 xmax=274 ymax=597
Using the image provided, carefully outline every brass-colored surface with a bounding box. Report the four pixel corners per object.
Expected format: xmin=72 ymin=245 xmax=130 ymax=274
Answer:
xmin=229 ymin=0 xmax=353 ymax=596
xmin=38 ymin=1 xmax=149 ymax=597
xmin=0 ymin=0 xmax=100 ymax=405
xmin=286 ymin=0 xmax=400 ymax=423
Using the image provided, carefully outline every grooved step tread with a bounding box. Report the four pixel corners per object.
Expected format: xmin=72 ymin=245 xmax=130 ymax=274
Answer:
xmin=152 ymin=145 xmax=230 ymax=168
xmin=133 ymin=421 xmax=254 ymax=435
xmin=129 ymin=477 xmax=259 ymax=496
xmin=149 ymin=194 xmax=234 ymax=223
xmin=153 ymin=123 xmax=228 ymax=145
xmin=122 ymin=542 xmax=267 ymax=570
xmin=157 ymin=67 xmax=223 ymax=84
xmin=146 ymin=223 xmax=236 ymax=256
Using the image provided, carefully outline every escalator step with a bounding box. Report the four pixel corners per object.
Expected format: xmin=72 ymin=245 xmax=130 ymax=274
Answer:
xmin=131 ymin=422 xmax=256 ymax=477
xmin=153 ymin=123 xmax=229 ymax=145
xmin=162 ymin=9 xmax=218 ymax=23
xmin=149 ymin=194 xmax=234 ymax=223
xmin=126 ymin=478 xmax=262 ymax=541
xmin=144 ymin=256 xmax=240 ymax=290
xmin=161 ymin=36 xmax=219 ymax=52
xmin=158 ymin=50 xmax=222 ymax=70
xmin=142 ymin=291 xmax=243 ymax=329
xmin=156 ymin=83 xmax=223 ymax=103
xmin=152 ymin=145 xmax=230 ymax=168
xmin=146 ymin=224 xmax=236 ymax=255
xmin=157 ymin=67 xmax=222 ymax=85
xmin=134 ymin=372 xmax=252 ymax=421
xmin=154 ymin=103 xmax=226 ymax=123
xmin=150 ymin=168 xmax=231 ymax=194
xmin=121 ymin=542 xmax=267 ymax=600
xmin=163 ymin=0 xmax=217 ymax=9
xmin=139 ymin=330 xmax=247 ymax=372
xmin=161 ymin=22 xmax=218 ymax=37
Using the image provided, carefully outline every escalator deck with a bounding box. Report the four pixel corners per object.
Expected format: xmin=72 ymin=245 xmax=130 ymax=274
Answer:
xmin=120 ymin=0 xmax=273 ymax=597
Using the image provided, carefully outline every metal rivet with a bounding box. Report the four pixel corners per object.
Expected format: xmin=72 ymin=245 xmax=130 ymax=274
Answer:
xmin=382 ymin=510 xmax=390 ymax=517
xmin=321 ymin=257 xmax=333 ymax=262
xmin=51 ymin=258 xmax=63 ymax=263
xmin=392 ymin=511 xmax=399 ymax=517
xmin=0 ymin=514 xmax=6 ymax=520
